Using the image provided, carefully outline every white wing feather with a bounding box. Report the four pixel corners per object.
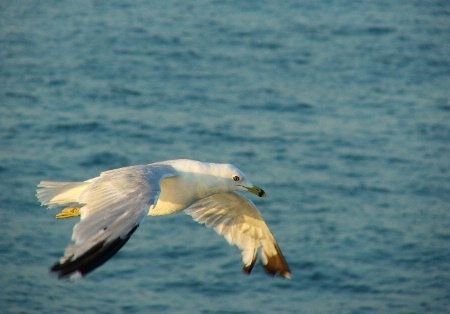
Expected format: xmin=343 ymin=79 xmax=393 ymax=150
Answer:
xmin=185 ymin=192 xmax=291 ymax=278
xmin=38 ymin=164 xmax=177 ymax=278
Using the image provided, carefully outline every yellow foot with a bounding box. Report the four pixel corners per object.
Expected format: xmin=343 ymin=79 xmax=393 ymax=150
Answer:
xmin=55 ymin=207 xmax=81 ymax=219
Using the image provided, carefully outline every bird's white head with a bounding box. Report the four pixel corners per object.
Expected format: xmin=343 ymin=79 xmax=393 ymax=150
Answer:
xmin=219 ymin=163 xmax=266 ymax=198
xmin=168 ymin=159 xmax=266 ymax=198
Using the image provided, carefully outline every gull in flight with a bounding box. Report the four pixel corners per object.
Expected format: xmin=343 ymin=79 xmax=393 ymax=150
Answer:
xmin=37 ymin=159 xmax=291 ymax=280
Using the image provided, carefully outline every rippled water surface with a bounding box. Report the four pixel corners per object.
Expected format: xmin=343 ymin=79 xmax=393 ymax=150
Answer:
xmin=1 ymin=1 xmax=450 ymax=313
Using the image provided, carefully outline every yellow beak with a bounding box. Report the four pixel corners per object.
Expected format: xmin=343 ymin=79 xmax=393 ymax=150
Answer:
xmin=245 ymin=185 xmax=266 ymax=198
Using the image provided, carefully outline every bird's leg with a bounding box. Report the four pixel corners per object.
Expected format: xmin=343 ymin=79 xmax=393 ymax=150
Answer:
xmin=55 ymin=206 xmax=81 ymax=219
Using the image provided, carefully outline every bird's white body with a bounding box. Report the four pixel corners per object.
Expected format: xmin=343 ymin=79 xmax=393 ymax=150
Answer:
xmin=151 ymin=160 xmax=249 ymax=215
xmin=37 ymin=159 xmax=291 ymax=279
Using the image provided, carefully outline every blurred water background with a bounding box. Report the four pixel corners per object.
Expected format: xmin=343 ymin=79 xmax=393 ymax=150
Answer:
xmin=1 ymin=1 xmax=450 ymax=313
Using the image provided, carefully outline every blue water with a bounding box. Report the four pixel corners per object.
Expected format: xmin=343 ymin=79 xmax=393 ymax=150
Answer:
xmin=1 ymin=1 xmax=450 ymax=313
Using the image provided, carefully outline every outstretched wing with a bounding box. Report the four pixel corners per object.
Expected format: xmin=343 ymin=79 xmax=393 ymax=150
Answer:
xmin=185 ymin=192 xmax=291 ymax=278
xmin=48 ymin=164 xmax=177 ymax=279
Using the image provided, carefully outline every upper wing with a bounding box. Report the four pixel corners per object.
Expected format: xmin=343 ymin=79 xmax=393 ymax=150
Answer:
xmin=50 ymin=164 xmax=177 ymax=279
xmin=185 ymin=192 xmax=291 ymax=278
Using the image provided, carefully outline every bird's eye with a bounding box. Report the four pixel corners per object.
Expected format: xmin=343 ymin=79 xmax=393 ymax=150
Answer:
xmin=232 ymin=175 xmax=240 ymax=182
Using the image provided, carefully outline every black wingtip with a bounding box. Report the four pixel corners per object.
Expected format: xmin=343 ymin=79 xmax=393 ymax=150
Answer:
xmin=51 ymin=225 xmax=139 ymax=279
xmin=262 ymin=243 xmax=292 ymax=279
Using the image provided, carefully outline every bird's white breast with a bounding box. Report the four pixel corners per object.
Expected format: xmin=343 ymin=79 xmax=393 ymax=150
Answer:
xmin=148 ymin=160 xmax=232 ymax=216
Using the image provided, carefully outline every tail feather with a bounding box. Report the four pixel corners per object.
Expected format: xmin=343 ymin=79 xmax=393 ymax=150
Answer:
xmin=37 ymin=181 xmax=90 ymax=208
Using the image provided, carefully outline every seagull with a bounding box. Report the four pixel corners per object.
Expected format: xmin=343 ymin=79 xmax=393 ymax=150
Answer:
xmin=36 ymin=159 xmax=291 ymax=280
